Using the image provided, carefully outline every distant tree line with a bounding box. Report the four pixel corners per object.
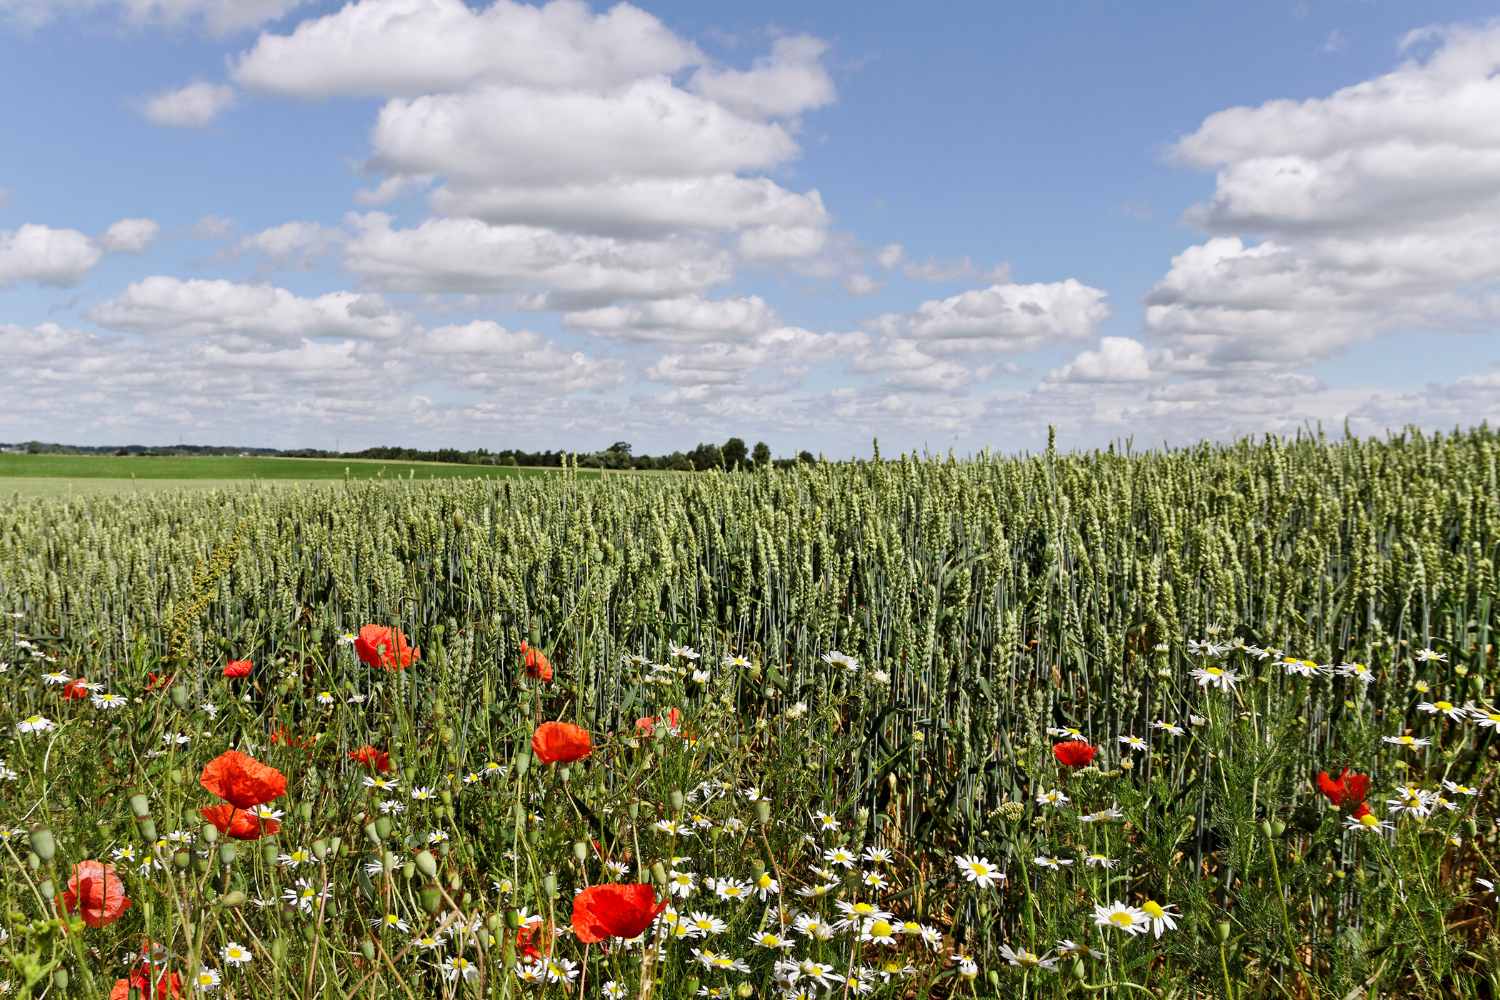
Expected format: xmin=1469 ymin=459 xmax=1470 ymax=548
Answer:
xmin=3 ymin=439 xmax=820 ymax=470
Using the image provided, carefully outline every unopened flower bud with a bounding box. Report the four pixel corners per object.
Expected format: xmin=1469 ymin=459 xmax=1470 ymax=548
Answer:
xmin=170 ymin=685 xmax=188 ymax=709
xmin=28 ymin=826 xmax=55 ymax=864
xmin=669 ymin=789 xmax=684 ymax=812
xmin=1214 ymin=921 xmax=1232 ymax=944
xmin=129 ymin=794 xmax=152 ymax=818
xmin=219 ymin=844 xmax=237 ymax=866
xmin=572 ymin=841 xmax=588 ymax=864
xmin=513 ymin=753 xmax=531 ymax=778
xmin=200 ymin=824 xmax=218 ymax=845
xmin=402 ymin=861 xmax=416 ymax=880
xmin=1071 ymin=959 xmax=1086 ymax=981
xmin=543 ymin=873 xmax=557 ymax=899
xmin=415 ymin=851 xmax=438 ymax=879
xmin=755 ymin=801 xmax=771 ymax=825
xmin=312 ymin=839 xmax=329 ymax=861
xmin=219 ymin=890 xmax=247 ymax=908
xmin=651 ymin=862 xmax=667 ymax=886
xmin=38 ymin=878 xmax=55 ymax=900
xmin=52 ymin=969 xmax=68 ymax=991
xmin=374 ymin=817 xmax=393 ymax=841
xmin=359 ymin=939 xmax=377 ymax=962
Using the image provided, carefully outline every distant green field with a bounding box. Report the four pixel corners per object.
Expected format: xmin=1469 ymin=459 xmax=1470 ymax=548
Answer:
xmin=0 ymin=453 xmax=588 ymax=482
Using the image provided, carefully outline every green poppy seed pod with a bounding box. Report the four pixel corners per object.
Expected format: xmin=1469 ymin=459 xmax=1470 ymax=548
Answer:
xmin=506 ymin=909 xmax=522 ymax=930
xmin=200 ymin=824 xmax=218 ymax=845
xmin=572 ymin=841 xmax=587 ymax=864
xmin=194 ymin=853 xmax=211 ymax=873
xmin=170 ymin=685 xmax=188 ymax=709
xmin=219 ymin=844 xmax=237 ymax=866
xmin=270 ymin=938 xmax=286 ymax=962
xmin=529 ymin=627 xmax=541 ymax=647
xmin=1270 ymin=820 xmax=1287 ymax=837
xmin=486 ymin=912 xmax=502 ymax=932
xmin=415 ymin=850 xmax=438 ymax=879
xmin=374 ymin=816 xmax=393 ymax=841
xmin=221 ymin=890 xmax=246 ymax=909
xmin=514 ymin=752 xmax=531 ymax=778
xmin=669 ymin=789 xmax=684 ymax=812
xmin=298 ymin=802 xmax=313 ymax=822
xmin=709 ymin=828 xmax=722 ymax=842
xmin=169 ymin=768 xmax=184 ymax=786
xmin=363 ymin=822 xmax=382 ymax=847
xmin=262 ymin=843 xmax=278 ymax=866
xmin=330 ymin=836 xmax=343 ymax=855
xmin=627 ymin=802 xmax=640 ymax=821
xmin=654 ymin=725 xmax=667 ymax=745
xmin=359 ymin=939 xmax=377 ymax=962
xmin=138 ymin=818 xmax=157 ymax=843
xmin=38 ymin=878 xmax=54 ymax=900
xmin=1214 ymin=921 xmax=1232 ymax=944
xmin=419 ymin=884 xmax=442 ymax=913
xmin=755 ymin=801 xmax=771 ymax=825
xmin=447 ymin=872 xmax=462 ymax=891
xmin=651 ymin=862 xmax=667 ymax=886
xmin=636 ymin=599 xmax=649 ymax=612
xmin=129 ymin=793 xmax=152 ymax=818
xmin=53 ymin=969 xmax=68 ymax=991
xmin=28 ymin=826 xmax=55 ymax=864
xmin=312 ymin=839 xmax=329 ymax=861
xmin=543 ymin=873 xmax=557 ymax=899
xmin=300 ymin=924 xmax=316 ymax=943
xmin=683 ymin=978 xmax=699 ymax=997
xmin=439 ymin=790 xmax=452 ymax=806
xmin=1471 ymin=674 xmax=1486 ymax=694
xmin=750 ymin=860 xmax=765 ymax=878
xmin=402 ymin=861 xmax=416 ymax=880
xmin=461 ymin=890 xmax=472 ymax=907
xmin=438 ymin=840 xmax=450 ymax=858
xmin=173 ymin=850 xmax=191 ymax=870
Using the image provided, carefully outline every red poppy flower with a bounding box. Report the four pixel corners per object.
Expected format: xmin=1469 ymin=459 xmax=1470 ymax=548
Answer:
xmin=199 ymin=803 xmax=280 ymax=840
xmin=349 ymin=745 xmax=392 ymax=771
xmin=635 ymin=707 xmax=681 ymax=731
xmin=571 ymin=884 xmax=667 ymax=943
xmin=111 ymin=967 xmax=182 ymax=1000
xmin=1316 ymin=768 xmax=1370 ymax=810
xmin=223 ymin=660 xmax=252 ymax=678
xmin=531 ymin=721 xmax=592 ymax=765
xmin=1053 ymin=742 xmax=1098 ymax=768
xmin=353 ymin=624 xmax=419 ymax=670
xmin=199 ymin=750 xmax=287 ymax=809
xmin=61 ymin=860 xmax=131 ymax=927
xmin=61 ymin=679 xmax=91 ymax=700
xmin=520 ymin=641 xmax=553 ymax=682
xmin=1351 ymin=801 xmax=1372 ymax=819
xmin=515 ymin=918 xmax=551 ymax=962
xmin=145 ymin=672 xmax=174 ymax=691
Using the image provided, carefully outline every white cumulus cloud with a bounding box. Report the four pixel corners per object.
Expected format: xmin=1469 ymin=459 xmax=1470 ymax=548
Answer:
xmin=94 ymin=218 xmax=161 ymax=254
xmin=0 ymin=224 xmax=101 ymax=287
xmin=688 ymin=34 xmax=836 ymax=121
xmin=141 ymin=82 xmax=237 ymax=127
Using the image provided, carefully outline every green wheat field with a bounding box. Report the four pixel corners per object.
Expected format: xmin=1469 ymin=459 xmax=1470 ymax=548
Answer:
xmin=1 ymin=428 xmax=1497 ymax=999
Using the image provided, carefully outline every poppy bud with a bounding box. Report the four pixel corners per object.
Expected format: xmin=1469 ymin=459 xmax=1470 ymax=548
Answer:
xmin=438 ymin=841 xmax=450 ymax=858
xmin=53 ymin=969 xmax=68 ymax=991
xmin=651 ymin=862 xmax=667 ymax=886
xmin=486 ymin=912 xmax=502 ymax=932
xmin=755 ymin=801 xmax=771 ymax=825
xmin=420 ymin=884 xmax=442 ymax=913
xmin=220 ymin=891 xmax=246 ymax=908
xmin=364 ymin=822 xmax=381 ymax=847
xmin=506 ymin=909 xmax=521 ymax=929
xmin=502 ymin=938 xmax=516 ymax=970
xmin=627 ymin=803 xmax=640 ymax=821
xmin=263 ymin=844 xmax=278 ymax=866
xmin=374 ymin=817 xmax=393 ymax=841
xmin=709 ymin=828 xmax=722 ymax=842
xmin=559 ymin=767 xmax=571 ymax=784
xmin=1071 ymin=959 xmax=1086 ymax=981
xmin=331 ymin=836 xmax=343 ymax=855
xmin=301 ymin=925 xmax=316 ymax=943
xmin=360 ymin=939 xmax=377 ymax=962
xmin=544 ymin=874 xmax=557 ymax=899
xmin=439 ymin=790 xmax=452 ymax=806
xmin=169 ymin=769 xmax=184 ymax=785
xmin=170 ymin=685 xmax=188 ymax=708
xmin=1214 ymin=922 xmax=1232 ymax=944
xmin=402 ymin=861 xmax=416 ymax=881
xmin=988 ymin=971 xmax=1001 ymax=989
xmin=572 ymin=841 xmax=587 ymax=864
xmin=137 ymin=818 xmax=157 ymax=843
xmin=200 ymin=824 xmax=218 ymax=845
xmin=312 ymin=839 xmax=329 ymax=861
xmin=219 ymin=844 xmax=237 ymax=866
xmin=514 ymin=753 xmax=531 ymax=778
xmin=270 ymin=938 xmax=286 ymax=962
xmin=669 ymin=789 xmax=684 ymax=812
xmin=298 ymin=803 xmax=313 ymax=822
xmin=1258 ymin=820 xmax=1274 ymax=839
xmin=528 ymin=829 xmax=541 ymax=847
xmin=129 ymin=794 xmax=152 ymax=818
xmin=1270 ymin=820 xmax=1286 ymax=837
xmin=38 ymin=878 xmax=54 ymax=900
xmin=28 ymin=826 xmax=55 ymax=864
xmin=415 ymin=851 xmax=438 ymax=879
xmin=461 ymin=891 xmax=472 ymax=907
xmin=447 ymin=872 xmax=462 ymax=891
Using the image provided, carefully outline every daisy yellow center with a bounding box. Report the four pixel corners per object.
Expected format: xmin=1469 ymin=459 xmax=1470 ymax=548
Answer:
xmin=198 ymin=974 xmax=215 ymax=985
xmin=723 ymin=886 xmax=743 ymax=897
xmin=1204 ymin=667 xmax=1223 ymax=676
xmin=1301 ymin=660 xmax=1316 ymax=668
xmin=1359 ymin=813 xmax=1380 ymax=826
xmin=851 ymin=902 xmax=875 ymax=914
xmin=757 ymin=874 xmax=773 ymax=887
xmin=870 ymin=920 xmax=893 ymax=937
xmin=673 ymin=874 xmax=689 ymax=884
xmin=1109 ymin=912 xmax=1135 ymax=927
xmin=1435 ymin=701 xmax=1454 ymax=711
xmin=695 ymin=920 xmax=713 ymax=930
xmin=1141 ymin=901 xmax=1165 ymax=919
xmin=758 ymin=934 xmax=779 ymax=945
xmin=1489 ymin=714 xmax=1500 ymax=723
xmin=969 ymin=863 xmax=989 ymax=876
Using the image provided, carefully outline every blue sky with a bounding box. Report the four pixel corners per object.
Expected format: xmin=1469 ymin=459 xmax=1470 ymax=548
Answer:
xmin=3 ymin=0 xmax=1500 ymax=456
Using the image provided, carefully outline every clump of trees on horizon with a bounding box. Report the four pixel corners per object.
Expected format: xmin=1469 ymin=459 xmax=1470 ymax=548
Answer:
xmin=3 ymin=439 xmax=820 ymax=470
